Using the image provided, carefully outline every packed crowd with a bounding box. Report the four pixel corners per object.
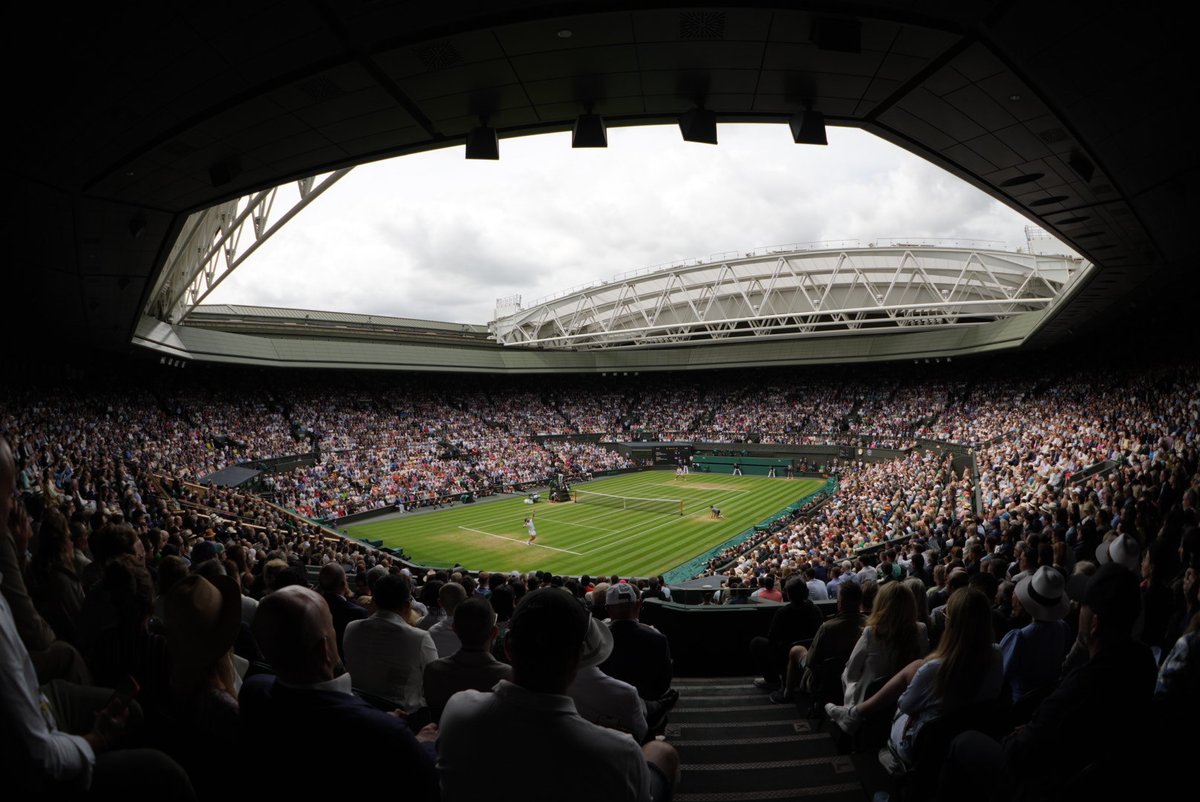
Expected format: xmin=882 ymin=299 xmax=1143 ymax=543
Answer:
xmin=709 ymin=450 xmax=972 ymax=586
xmin=4 ymin=363 xmax=1198 ymax=570
xmin=3 ymin=359 xmax=1199 ymax=798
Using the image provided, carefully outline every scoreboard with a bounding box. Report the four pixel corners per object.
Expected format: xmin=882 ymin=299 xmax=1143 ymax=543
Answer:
xmin=654 ymin=445 xmax=695 ymax=465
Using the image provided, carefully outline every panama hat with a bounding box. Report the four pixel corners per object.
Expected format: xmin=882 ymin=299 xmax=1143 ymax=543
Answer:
xmin=1095 ymin=533 xmax=1140 ymax=573
xmin=1015 ymin=566 xmax=1070 ymax=622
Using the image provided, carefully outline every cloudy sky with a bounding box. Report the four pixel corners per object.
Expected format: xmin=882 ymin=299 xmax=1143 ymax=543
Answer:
xmin=205 ymin=124 xmax=1046 ymax=324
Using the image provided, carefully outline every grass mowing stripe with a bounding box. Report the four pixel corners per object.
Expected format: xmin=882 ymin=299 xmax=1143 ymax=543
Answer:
xmin=573 ymin=484 xmax=756 ymax=554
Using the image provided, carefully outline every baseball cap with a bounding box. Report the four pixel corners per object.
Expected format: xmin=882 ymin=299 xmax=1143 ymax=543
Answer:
xmin=606 ymin=582 xmax=639 ymax=605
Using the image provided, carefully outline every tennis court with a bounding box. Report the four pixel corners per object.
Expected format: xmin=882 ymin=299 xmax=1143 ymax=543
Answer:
xmin=343 ymin=471 xmax=824 ymax=577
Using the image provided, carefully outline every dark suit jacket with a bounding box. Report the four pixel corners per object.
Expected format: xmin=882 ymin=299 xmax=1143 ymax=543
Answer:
xmin=1002 ymin=639 xmax=1155 ymax=797
xmin=239 ymin=674 xmax=438 ymax=799
xmin=598 ymin=619 xmax=672 ymax=699
xmin=321 ymin=591 xmax=368 ymax=658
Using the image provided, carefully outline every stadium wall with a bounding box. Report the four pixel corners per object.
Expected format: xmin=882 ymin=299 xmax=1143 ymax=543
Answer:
xmin=135 ymin=310 xmax=1045 ymax=373
xmin=247 ymin=452 xmax=320 ymax=474
xmin=692 ymin=455 xmax=790 ymax=476
xmin=640 ymin=598 xmax=838 ymax=675
xmin=606 ymin=441 xmax=908 ymax=465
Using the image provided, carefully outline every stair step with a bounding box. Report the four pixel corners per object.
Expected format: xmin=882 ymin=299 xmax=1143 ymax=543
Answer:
xmin=668 ymin=678 xmax=864 ymax=802
xmin=674 ymin=783 xmax=862 ymax=802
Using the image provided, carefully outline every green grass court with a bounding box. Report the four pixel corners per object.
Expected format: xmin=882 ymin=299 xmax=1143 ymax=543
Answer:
xmin=343 ymin=471 xmax=824 ymax=577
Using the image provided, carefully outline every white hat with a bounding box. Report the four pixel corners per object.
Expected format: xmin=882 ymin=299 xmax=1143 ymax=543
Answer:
xmin=1095 ymin=533 xmax=1140 ymax=573
xmin=578 ymin=616 xmax=614 ymax=668
xmin=1015 ymin=566 xmax=1071 ymax=622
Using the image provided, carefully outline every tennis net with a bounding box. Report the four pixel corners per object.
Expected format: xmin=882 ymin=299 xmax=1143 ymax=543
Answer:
xmin=573 ymin=489 xmax=684 ymax=516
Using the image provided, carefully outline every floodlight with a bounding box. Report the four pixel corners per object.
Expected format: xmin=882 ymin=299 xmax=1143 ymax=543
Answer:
xmin=572 ymin=114 xmax=607 ymax=148
xmin=790 ymin=110 xmax=828 ymax=145
xmin=465 ymin=125 xmax=499 ymax=160
xmin=679 ymin=108 xmax=717 ymax=144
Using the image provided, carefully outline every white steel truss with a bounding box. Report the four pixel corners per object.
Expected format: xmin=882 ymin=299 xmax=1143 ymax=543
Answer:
xmin=149 ymin=168 xmax=352 ymax=323
xmin=489 ymin=244 xmax=1085 ymax=349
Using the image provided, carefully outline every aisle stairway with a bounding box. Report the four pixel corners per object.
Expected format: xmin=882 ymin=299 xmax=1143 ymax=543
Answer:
xmin=669 ymin=677 xmax=865 ymax=802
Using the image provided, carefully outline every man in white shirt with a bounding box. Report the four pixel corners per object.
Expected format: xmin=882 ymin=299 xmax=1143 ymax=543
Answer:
xmin=567 ymin=615 xmax=647 ymax=742
xmin=804 ymin=568 xmax=830 ymax=601
xmin=343 ymin=573 xmax=436 ymax=711
xmin=856 ymin=558 xmax=879 ymax=584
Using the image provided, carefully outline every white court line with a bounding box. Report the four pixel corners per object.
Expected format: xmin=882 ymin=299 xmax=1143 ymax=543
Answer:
xmin=458 ymin=526 xmax=582 ymax=555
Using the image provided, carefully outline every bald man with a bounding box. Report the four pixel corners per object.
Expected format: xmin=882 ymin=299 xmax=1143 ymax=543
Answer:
xmin=240 ymin=585 xmax=438 ymax=799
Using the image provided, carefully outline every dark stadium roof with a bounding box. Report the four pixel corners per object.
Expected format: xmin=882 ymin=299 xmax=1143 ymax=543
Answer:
xmin=8 ymin=2 xmax=1194 ymax=362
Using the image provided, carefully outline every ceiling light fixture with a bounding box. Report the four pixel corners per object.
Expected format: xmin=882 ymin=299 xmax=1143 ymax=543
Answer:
xmin=679 ymin=108 xmax=717 ymax=144
xmin=572 ymin=113 xmax=607 ymax=147
xmin=465 ymin=124 xmax=499 ymax=160
xmin=790 ymin=109 xmax=828 ymax=145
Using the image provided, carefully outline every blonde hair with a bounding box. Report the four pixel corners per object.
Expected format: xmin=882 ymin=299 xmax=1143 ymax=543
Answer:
xmin=866 ymin=581 xmax=921 ymax=672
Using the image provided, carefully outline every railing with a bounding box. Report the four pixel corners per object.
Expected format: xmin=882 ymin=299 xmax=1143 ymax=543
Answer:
xmin=518 ymin=237 xmax=1012 ymax=309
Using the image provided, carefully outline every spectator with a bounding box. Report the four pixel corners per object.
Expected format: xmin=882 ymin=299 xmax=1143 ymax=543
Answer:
xmin=422 ymin=596 xmax=512 ymax=722
xmin=428 ymin=581 xmax=467 ymax=658
xmin=805 ymin=567 xmax=830 ymax=601
xmin=241 ymin=585 xmax=438 ymax=799
xmin=599 ymin=582 xmax=674 ymax=701
xmin=437 ymin=587 xmax=679 ymax=801
xmin=567 ymin=615 xmax=648 ymax=742
xmin=771 ymin=580 xmax=865 ymax=704
xmin=317 ymin=562 xmax=367 ymax=658
xmin=751 ymin=576 xmax=822 ymax=691
xmin=342 ymin=573 xmax=436 ymax=712
xmin=841 ymin=580 xmax=928 ymax=708
xmin=28 ymin=507 xmax=85 ymax=648
xmin=1000 ymin=566 xmax=1071 ymax=707
xmin=162 ymin=572 xmax=242 ymax=796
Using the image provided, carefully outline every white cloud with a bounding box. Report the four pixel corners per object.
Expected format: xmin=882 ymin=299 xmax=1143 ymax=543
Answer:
xmin=205 ymin=124 xmax=1046 ymax=323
